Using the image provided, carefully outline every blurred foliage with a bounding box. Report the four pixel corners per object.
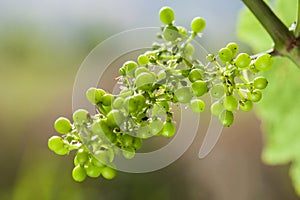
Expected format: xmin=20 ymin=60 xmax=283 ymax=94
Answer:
xmin=237 ymin=0 xmax=300 ymax=195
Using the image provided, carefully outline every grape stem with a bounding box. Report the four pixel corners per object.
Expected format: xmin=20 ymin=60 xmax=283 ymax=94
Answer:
xmin=242 ymin=0 xmax=300 ymax=69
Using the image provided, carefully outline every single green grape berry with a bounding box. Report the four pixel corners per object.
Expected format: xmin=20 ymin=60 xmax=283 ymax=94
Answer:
xmin=101 ymin=167 xmax=117 ymax=180
xmin=226 ymin=43 xmax=239 ymax=57
xmin=91 ymin=156 xmax=105 ymax=168
xmin=135 ymin=67 xmax=149 ymax=78
xmin=210 ymin=84 xmax=225 ymax=98
xmin=54 ymin=117 xmax=72 ymax=134
xmin=206 ymin=54 xmax=216 ymax=62
xmin=161 ymin=121 xmax=176 ymax=138
xmin=247 ymin=90 xmax=262 ymax=102
xmin=219 ymin=110 xmax=234 ymax=127
xmin=191 ymin=17 xmax=206 ymax=33
xmin=100 ymin=94 xmax=114 ymax=106
xmin=191 ymin=80 xmax=208 ymax=97
xmin=253 ymin=77 xmax=268 ymax=89
xmin=75 ymin=149 xmax=89 ymax=165
xmin=224 ymin=95 xmax=238 ymax=111
xmin=85 ymin=162 xmax=102 ymax=178
xmin=48 ymin=136 xmax=66 ymax=153
xmin=239 ymin=100 xmax=253 ymax=112
xmin=112 ymin=97 xmax=124 ymax=109
xmin=137 ymin=124 xmax=152 ymax=139
xmin=210 ymin=101 xmax=224 ymax=116
xmin=137 ymin=55 xmax=149 ymax=66
xmin=235 ymin=53 xmax=251 ymax=68
xmin=118 ymin=66 xmax=126 ymax=75
xmin=86 ymin=87 xmax=105 ymax=104
xmin=174 ymin=86 xmax=193 ymax=104
xmin=122 ymin=134 xmax=134 ymax=147
xmin=123 ymin=61 xmax=138 ymax=78
xmin=188 ymin=69 xmax=202 ymax=82
xmin=94 ymin=149 xmax=114 ymax=164
xmin=133 ymin=138 xmax=143 ymax=150
xmin=190 ymin=99 xmax=205 ymax=113
xmin=163 ymin=25 xmax=179 ymax=41
xmin=73 ymin=109 xmax=89 ymax=124
xmin=119 ymin=89 xmax=133 ymax=98
xmin=218 ymin=48 xmax=233 ymax=63
xmin=106 ymin=109 xmax=124 ymax=128
xmin=254 ymin=54 xmax=273 ymax=71
xmin=72 ymin=165 xmax=87 ymax=182
xmin=135 ymin=72 xmax=156 ymax=90
xmin=149 ymin=119 xmax=164 ymax=135
xmin=177 ymin=26 xmax=188 ymax=40
xmin=159 ymin=6 xmax=175 ymax=25
xmin=122 ymin=147 xmax=135 ymax=159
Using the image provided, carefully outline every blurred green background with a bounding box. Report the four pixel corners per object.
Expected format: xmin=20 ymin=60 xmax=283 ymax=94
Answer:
xmin=0 ymin=0 xmax=299 ymax=199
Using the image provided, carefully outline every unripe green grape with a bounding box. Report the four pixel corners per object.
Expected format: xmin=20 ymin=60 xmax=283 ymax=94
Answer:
xmin=184 ymin=44 xmax=195 ymax=56
xmin=163 ymin=25 xmax=180 ymax=41
xmin=239 ymin=100 xmax=253 ymax=112
xmin=177 ymin=26 xmax=188 ymax=39
xmin=119 ymin=89 xmax=133 ymax=98
xmin=174 ymin=86 xmax=193 ymax=104
xmin=72 ymin=165 xmax=87 ymax=182
xmin=106 ymin=109 xmax=124 ymax=128
xmin=48 ymin=136 xmax=67 ymax=154
xmin=210 ymin=84 xmax=225 ymax=98
xmin=253 ymin=77 xmax=268 ymax=89
xmin=210 ymin=101 xmax=224 ymax=116
xmin=247 ymin=90 xmax=262 ymax=102
xmin=123 ymin=61 xmax=138 ymax=77
xmin=191 ymin=17 xmax=206 ymax=33
xmin=137 ymin=124 xmax=152 ymax=139
xmin=235 ymin=53 xmax=251 ymax=68
xmin=73 ymin=109 xmax=89 ymax=124
xmin=86 ymin=87 xmax=105 ymax=104
xmin=219 ymin=110 xmax=234 ymax=127
xmin=100 ymin=94 xmax=114 ymax=106
xmin=101 ymin=167 xmax=117 ymax=180
xmin=94 ymin=149 xmax=114 ymax=164
xmin=206 ymin=54 xmax=216 ymax=62
xmin=54 ymin=117 xmax=72 ymax=134
xmin=191 ymin=80 xmax=208 ymax=97
xmin=190 ymin=99 xmax=205 ymax=113
xmin=133 ymin=138 xmax=143 ymax=150
xmin=159 ymin=6 xmax=175 ymax=25
xmin=224 ymin=95 xmax=238 ymax=111
xmin=161 ymin=121 xmax=176 ymax=138
xmin=122 ymin=147 xmax=135 ymax=159
xmin=149 ymin=119 xmax=164 ymax=135
xmin=226 ymin=43 xmax=239 ymax=57
xmin=254 ymin=54 xmax=273 ymax=71
xmin=122 ymin=134 xmax=134 ymax=147
xmin=85 ymin=161 xmax=102 ymax=178
xmin=135 ymin=67 xmax=149 ymax=78
xmin=75 ymin=149 xmax=89 ymax=165
xmin=137 ymin=55 xmax=149 ymax=66
xmin=91 ymin=157 xmax=105 ymax=168
xmin=135 ymin=72 xmax=156 ymax=90
xmin=118 ymin=67 xmax=126 ymax=75
xmin=99 ymin=119 xmax=113 ymax=135
xmin=218 ymin=48 xmax=233 ymax=63
xmin=188 ymin=69 xmax=202 ymax=82
xmin=112 ymin=97 xmax=124 ymax=109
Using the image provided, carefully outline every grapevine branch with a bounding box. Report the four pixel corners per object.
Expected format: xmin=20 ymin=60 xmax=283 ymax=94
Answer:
xmin=242 ymin=0 xmax=300 ymax=69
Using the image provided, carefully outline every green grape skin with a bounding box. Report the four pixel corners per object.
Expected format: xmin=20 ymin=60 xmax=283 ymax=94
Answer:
xmin=91 ymin=156 xmax=105 ymax=168
xmin=100 ymin=94 xmax=114 ymax=107
xmin=122 ymin=61 xmax=138 ymax=77
xmin=137 ymin=124 xmax=152 ymax=139
xmin=253 ymin=77 xmax=268 ymax=89
xmin=224 ymin=95 xmax=238 ymax=111
xmin=149 ymin=119 xmax=164 ymax=135
xmin=191 ymin=80 xmax=208 ymax=97
xmin=210 ymin=84 xmax=225 ymax=98
xmin=191 ymin=17 xmax=206 ymax=33
xmin=160 ymin=121 xmax=176 ymax=138
xmin=226 ymin=43 xmax=239 ymax=57
xmin=48 ymin=136 xmax=68 ymax=155
xmin=85 ymin=162 xmax=102 ymax=178
xmin=94 ymin=149 xmax=114 ymax=164
xmin=219 ymin=110 xmax=234 ymax=127
xmin=122 ymin=147 xmax=135 ymax=159
xmin=112 ymin=97 xmax=124 ymax=109
xmin=210 ymin=101 xmax=224 ymax=116
xmin=119 ymin=67 xmax=126 ymax=75
xmin=218 ymin=48 xmax=233 ymax=63
xmin=133 ymin=137 xmax=143 ymax=150
xmin=73 ymin=109 xmax=89 ymax=124
xmin=190 ymin=99 xmax=205 ymax=113
xmin=174 ymin=86 xmax=193 ymax=104
xmin=239 ymin=100 xmax=253 ymax=112
xmin=137 ymin=55 xmax=149 ymax=66
xmin=106 ymin=109 xmax=124 ymax=128
xmin=134 ymin=67 xmax=149 ymax=78
xmin=135 ymin=72 xmax=156 ymax=90
xmin=122 ymin=134 xmax=134 ymax=147
xmin=86 ymin=87 xmax=105 ymax=104
xmin=75 ymin=149 xmax=89 ymax=165
xmin=163 ymin=25 xmax=180 ymax=41
xmin=54 ymin=117 xmax=72 ymax=134
xmin=125 ymin=94 xmax=146 ymax=114
xmin=119 ymin=89 xmax=133 ymax=98
xmin=72 ymin=165 xmax=87 ymax=182
xmin=254 ymin=54 xmax=273 ymax=71
xmin=101 ymin=167 xmax=117 ymax=180
xmin=188 ymin=69 xmax=202 ymax=82
xmin=159 ymin=6 xmax=175 ymax=25
xmin=235 ymin=53 xmax=251 ymax=69
xmin=247 ymin=90 xmax=262 ymax=102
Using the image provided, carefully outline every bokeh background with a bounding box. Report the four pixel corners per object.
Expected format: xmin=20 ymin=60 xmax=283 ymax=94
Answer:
xmin=0 ymin=0 xmax=298 ymax=199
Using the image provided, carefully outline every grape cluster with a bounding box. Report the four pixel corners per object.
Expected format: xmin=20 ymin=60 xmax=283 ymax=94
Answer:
xmin=48 ymin=6 xmax=273 ymax=182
